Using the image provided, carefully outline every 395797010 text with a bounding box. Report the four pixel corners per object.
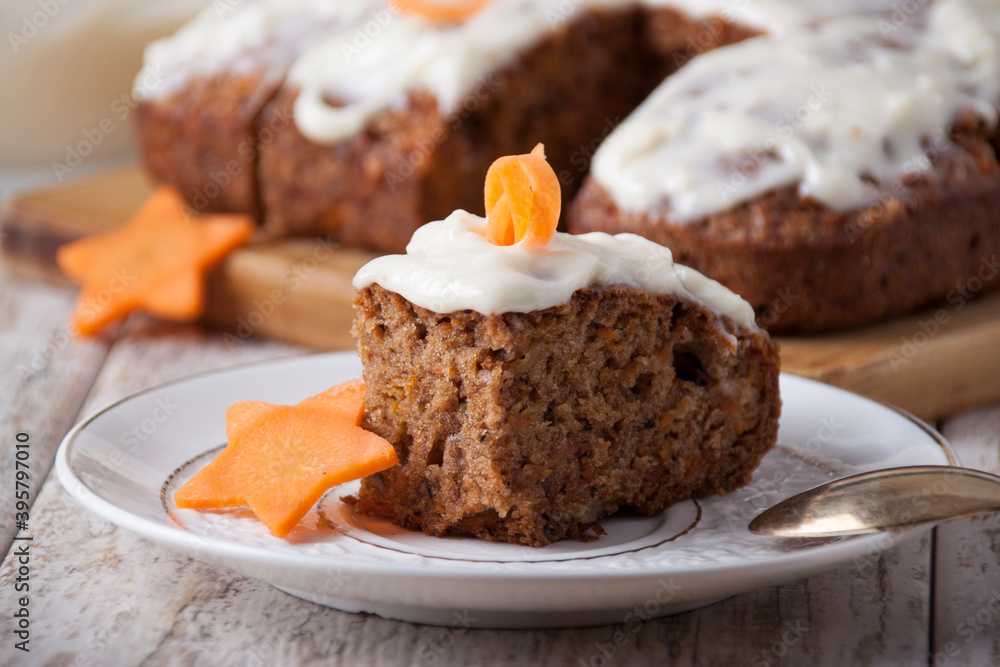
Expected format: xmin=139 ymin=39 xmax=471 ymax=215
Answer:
xmin=12 ymin=432 xmax=32 ymax=653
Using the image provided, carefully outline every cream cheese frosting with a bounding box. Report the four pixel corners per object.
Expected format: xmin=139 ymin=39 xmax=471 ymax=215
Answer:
xmin=648 ymin=0 xmax=899 ymax=33
xmin=285 ymin=0 xmax=902 ymax=144
xmin=138 ymin=0 xmax=349 ymax=99
xmin=591 ymin=0 xmax=1000 ymax=220
xmin=288 ymin=0 xmax=587 ymax=143
xmin=352 ymin=210 xmax=758 ymax=329
xmin=139 ymin=0 xmax=903 ymax=141
xmin=137 ymin=0 xmax=1000 ymax=223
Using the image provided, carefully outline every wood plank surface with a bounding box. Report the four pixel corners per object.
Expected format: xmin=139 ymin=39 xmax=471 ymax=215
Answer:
xmin=779 ymin=291 xmax=1000 ymax=421
xmin=0 ymin=165 xmax=151 ymax=287
xmin=1 ymin=165 xmax=379 ymax=352
xmin=5 ymin=165 xmax=1000 ymax=421
xmin=0 ymin=264 xmax=110 ymax=557
xmin=934 ymin=406 xmax=1000 ymax=666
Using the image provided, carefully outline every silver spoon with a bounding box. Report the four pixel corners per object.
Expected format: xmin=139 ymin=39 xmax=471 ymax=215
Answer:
xmin=749 ymin=465 xmax=1000 ymax=537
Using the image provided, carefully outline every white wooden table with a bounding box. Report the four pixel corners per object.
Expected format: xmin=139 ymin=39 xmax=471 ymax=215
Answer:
xmin=1 ymin=264 xmax=999 ymax=667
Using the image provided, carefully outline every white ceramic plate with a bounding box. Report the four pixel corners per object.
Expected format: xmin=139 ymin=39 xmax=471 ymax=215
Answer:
xmin=56 ymin=352 xmax=956 ymax=628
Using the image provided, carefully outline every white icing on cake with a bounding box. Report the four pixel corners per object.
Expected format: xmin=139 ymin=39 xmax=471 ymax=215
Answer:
xmin=352 ymin=210 xmax=758 ymax=329
xmin=137 ymin=0 xmax=1000 ymax=223
xmin=288 ymin=0 xmax=591 ymax=143
xmin=659 ymin=0 xmax=899 ymax=33
xmin=138 ymin=0 xmax=904 ymax=140
xmin=138 ymin=0 xmax=349 ymax=99
xmin=592 ymin=0 xmax=1000 ymax=219
xmin=285 ymin=0 xmax=903 ymax=143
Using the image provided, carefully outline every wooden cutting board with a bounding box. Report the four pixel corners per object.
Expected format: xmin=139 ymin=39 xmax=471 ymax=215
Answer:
xmin=4 ymin=165 xmax=1000 ymax=421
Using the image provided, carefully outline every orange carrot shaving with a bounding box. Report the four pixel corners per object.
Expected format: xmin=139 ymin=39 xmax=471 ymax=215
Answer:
xmin=175 ymin=380 xmax=397 ymax=538
xmin=393 ymin=0 xmax=490 ymax=22
xmin=55 ymin=186 xmax=254 ymax=336
xmin=484 ymin=143 xmax=561 ymax=247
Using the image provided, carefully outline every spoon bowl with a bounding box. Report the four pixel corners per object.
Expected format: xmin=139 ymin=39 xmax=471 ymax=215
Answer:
xmin=749 ymin=465 xmax=1000 ymax=538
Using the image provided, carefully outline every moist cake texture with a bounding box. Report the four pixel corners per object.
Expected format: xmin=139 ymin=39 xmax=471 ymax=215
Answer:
xmin=347 ymin=213 xmax=781 ymax=546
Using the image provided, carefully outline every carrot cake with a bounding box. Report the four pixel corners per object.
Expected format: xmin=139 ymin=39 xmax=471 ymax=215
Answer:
xmin=133 ymin=0 xmax=1000 ymax=332
xmin=347 ymin=211 xmax=781 ymax=546
xmin=568 ymin=6 xmax=1000 ymax=331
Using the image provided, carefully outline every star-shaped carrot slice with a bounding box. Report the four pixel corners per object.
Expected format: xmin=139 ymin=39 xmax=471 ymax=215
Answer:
xmin=176 ymin=381 xmax=368 ymax=509
xmin=175 ymin=379 xmax=399 ymax=538
xmin=56 ymin=185 xmax=254 ymax=336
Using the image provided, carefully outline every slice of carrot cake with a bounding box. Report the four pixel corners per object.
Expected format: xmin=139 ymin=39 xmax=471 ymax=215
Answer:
xmin=348 ymin=203 xmax=781 ymax=546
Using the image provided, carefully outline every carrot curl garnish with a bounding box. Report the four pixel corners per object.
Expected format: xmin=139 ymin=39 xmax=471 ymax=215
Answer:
xmin=484 ymin=143 xmax=561 ymax=247
xmin=56 ymin=186 xmax=253 ymax=336
xmin=393 ymin=0 xmax=490 ymax=22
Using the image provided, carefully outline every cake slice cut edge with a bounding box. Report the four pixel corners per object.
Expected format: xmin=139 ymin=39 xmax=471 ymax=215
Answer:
xmin=347 ymin=280 xmax=781 ymax=547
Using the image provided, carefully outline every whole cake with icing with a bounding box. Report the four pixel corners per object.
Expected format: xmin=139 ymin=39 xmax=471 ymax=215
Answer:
xmin=133 ymin=0 xmax=1000 ymax=332
xmin=569 ymin=3 xmax=1000 ymax=331
xmin=346 ymin=146 xmax=781 ymax=546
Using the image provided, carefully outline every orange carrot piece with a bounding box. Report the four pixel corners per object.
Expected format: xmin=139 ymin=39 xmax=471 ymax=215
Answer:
xmin=177 ymin=381 xmax=368 ymax=509
xmin=173 ymin=443 xmax=247 ymax=510
xmin=298 ymin=379 xmax=367 ymax=424
xmin=241 ymin=407 xmax=398 ymax=537
xmin=226 ymin=401 xmax=283 ymax=445
xmin=393 ymin=0 xmax=490 ymax=22
xmin=172 ymin=396 xmax=275 ymax=509
xmin=484 ymin=143 xmax=561 ymax=248
xmin=224 ymin=380 xmax=365 ymax=443
xmin=55 ymin=186 xmax=254 ymax=336
xmin=174 ymin=379 xmax=396 ymax=538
